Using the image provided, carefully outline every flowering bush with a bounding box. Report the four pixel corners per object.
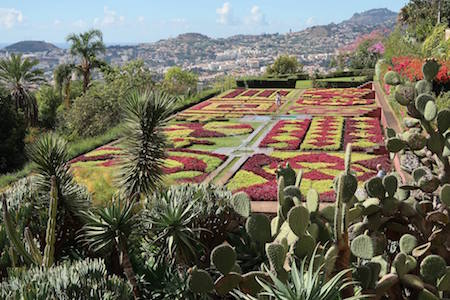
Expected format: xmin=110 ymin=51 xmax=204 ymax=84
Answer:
xmin=259 ymin=119 xmax=311 ymax=150
xmin=392 ymin=56 xmax=450 ymax=83
xmin=300 ymin=116 xmax=344 ymax=150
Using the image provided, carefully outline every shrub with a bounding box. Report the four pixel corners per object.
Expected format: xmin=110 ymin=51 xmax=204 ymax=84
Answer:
xmin=437 ymin=91 xmax=450 ymax=110
xmin=0 ymin=97 xmax=26 ymax=173
xmin=36 ymin=85 xmax=62 ymax=129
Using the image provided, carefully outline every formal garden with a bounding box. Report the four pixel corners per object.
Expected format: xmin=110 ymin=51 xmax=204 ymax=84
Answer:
xmin=0 ymin=1 xmax=450 ymax=299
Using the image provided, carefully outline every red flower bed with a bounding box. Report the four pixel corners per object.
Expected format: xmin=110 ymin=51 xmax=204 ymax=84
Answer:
xmin=279 ymin=90 xmax=290 ymax=96
xmin=259 ymin=119 xmax=311 ymax=150
xmin=70 ymin=153 xmax=117 ymax=164
xmin=343 ymin=117 xmax=385 ymax=151
xmin=392 ymin=57 xmax=450 ymax=83
xmin=257 ymin=90 xmax=275 ymax=97
xmin=164 ymin=156 xmax=207 ymax=174
xmin=241 ymin=89 xmax=259 ymax=97
xmin=222 ymin=89 xmax=245 ymax=98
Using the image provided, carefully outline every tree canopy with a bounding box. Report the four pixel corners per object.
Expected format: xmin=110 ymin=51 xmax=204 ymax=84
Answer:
xmin=266 ymin=55 xmax=303 ymax=75
xmin=163 ymin=66 xmax=198 ymax=96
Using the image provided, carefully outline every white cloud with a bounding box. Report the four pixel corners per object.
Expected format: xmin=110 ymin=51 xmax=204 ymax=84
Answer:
xmin=306 ymin=17 xmax=315 ymax=26
xmin=94 ymin=6 xmax=125 ymax=27
xmin=73 ymin=19 xmax=87 ymax=28
xmin=137 ymin=16 xmax=145 ymax=24
xmin=54 ymin=19 xmax=61 ymax=26
xmin=216 ymin=2 xmax=236 ymax=25
xmin=0 ymin=8 xmax=23 ymax=29
xmin=246 ymin=5 xmax=267 ymax=26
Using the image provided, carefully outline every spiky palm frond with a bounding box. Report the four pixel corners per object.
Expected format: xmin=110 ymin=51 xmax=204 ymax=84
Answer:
xmin=0 ymin=53 xmax=44 ymax=124
xmin=26 ymin=133 xmax=90 ymax=216
xmin=80 ymin=196 xmax=140 ymax=253
xmin=118 ymin=90 xmax=176 ymax=197
xmin=235 ymin=246 xmax=369 ymax=300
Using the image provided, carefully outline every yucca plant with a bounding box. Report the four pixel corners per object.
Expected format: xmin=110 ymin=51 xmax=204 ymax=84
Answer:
xmin=235 ymin=246 xmax=369 ymax=300
xmin=144 ymin=188 xmax=206 ymax=266
xmin=118 ymin=90 xmax=176 ymax=198
xmin=80 ymin=196 xmax=141 ymax=299
xmin=26 ymin=133 xmax=90 ymax=260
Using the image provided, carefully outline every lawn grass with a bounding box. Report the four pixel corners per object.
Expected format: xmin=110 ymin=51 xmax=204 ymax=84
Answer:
xmin=0 ymin=124 xmax=125 ymax=189
xmin=317 ymin=76 xmax=368 ymax=82
xmin=295 ymin=80 xmax=313 ymax=89
xmin=211 ymin=156 xmax=240 ymax=185
xmin=248 ymin=122 xmax=273 ymax=147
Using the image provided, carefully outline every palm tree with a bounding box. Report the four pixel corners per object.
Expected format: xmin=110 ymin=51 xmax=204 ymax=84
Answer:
xmin=81 ymin=197 xmax=141 ymax=299
xmin=118 ymin=90 xmax=176 ymax=197
xmin=0 ymin=53 xmax=44 ymax=125
xmin=66 ymin=29 xmax=105 ymax=93
xmin=53 ymin=63 xmax=75 ymax=108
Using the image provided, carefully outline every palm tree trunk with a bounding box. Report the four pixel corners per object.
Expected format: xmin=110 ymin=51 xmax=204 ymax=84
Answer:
xmin=64 ymin=81 xmax=71 ymax=108
xmin=82 ymin=69 xmax=89 ymax=93
xmin=118 ymin=239 xmax=140 ymax=299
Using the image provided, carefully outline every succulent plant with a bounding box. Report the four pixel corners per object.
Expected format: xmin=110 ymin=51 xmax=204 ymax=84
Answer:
xmin=245 ymin=214 xmax=271 ymax=244
xmin=2 ymin=176 xmax=58 ymax=267
xmin=211 ymin=244 xmax=236 ymax=275
xmin=384 ymin=70 xmax=401 ymax=85
xmin=420 ymin=255 xmax=447 ymax=283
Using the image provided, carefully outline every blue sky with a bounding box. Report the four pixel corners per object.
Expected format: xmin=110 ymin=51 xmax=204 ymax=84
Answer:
xmin=0 ymin=0 xmax=408 ymax=44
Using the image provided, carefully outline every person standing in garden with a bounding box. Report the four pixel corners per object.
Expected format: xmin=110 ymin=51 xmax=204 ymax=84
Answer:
xmin=376 ymin=164 xmax=386 ymax=178
xmin=275 ymin=91 xmax=282 ymax=110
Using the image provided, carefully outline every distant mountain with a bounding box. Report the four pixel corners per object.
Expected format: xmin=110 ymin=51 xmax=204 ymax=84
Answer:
xmin=5 ymin=40 xmax=59 ymax=52
xmin=344 ymin=8 xmax=398 ymax=26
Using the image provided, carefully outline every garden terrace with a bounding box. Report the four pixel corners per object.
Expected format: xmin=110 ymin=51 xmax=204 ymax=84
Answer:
xmin=70 ymin=86 xmax=393 ymax=211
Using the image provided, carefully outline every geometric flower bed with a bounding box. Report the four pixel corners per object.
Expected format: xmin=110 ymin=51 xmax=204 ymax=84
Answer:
xmin=226 ymin=151 xmax=390 ymax=202
xmin=164 ymin=149 xmax=227 ymax=183
xmin=343 ymin=117 xmax=385 ymax=152
xmin=259 ymin=119 xmax=311 ymax=150
xmin=175 ymin=98 xmax=282 ymax=121
xmin=220 ymin=88 xmax=292 ymax=99
xmin=297 ymin=88 xmax=375 ymax=106
xmin=300 ymin=116 xmax=344 ymax=151
xmin=165 ymin=121 xmax=254 ymax=148
xmin=287 ymin=105 xmax=380 ymax=117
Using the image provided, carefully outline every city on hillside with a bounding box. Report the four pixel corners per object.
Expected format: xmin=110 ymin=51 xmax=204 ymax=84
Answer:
xmin=0 ymin=1 xmax=450 ymax=299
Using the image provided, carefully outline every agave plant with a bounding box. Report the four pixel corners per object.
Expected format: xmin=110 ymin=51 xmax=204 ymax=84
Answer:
xmin=235 ymin=246 xmax=368 ymax=300
xmin=144 ymin=188 xmax=206 ymax=266
xmin=80 ymin=196 xmax=141 ymax=299
xmin=118 ymin=90 xmax=176 ymax=198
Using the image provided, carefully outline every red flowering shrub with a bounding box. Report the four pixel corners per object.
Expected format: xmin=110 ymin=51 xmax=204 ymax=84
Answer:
xmin=392 ymin=57 xmax=450 ymax=83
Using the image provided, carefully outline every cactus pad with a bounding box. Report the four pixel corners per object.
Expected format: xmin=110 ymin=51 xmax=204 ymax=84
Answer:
xmin=306 ymin=189 xmax=319 ymax=212
xmin=287 ymin=206 xmax=310 ymax=237
xmin=437 ymin=109 xmax=450 ymax=134
xmin=441 ymin=184 xmax=450 ymax=206
xmin=401 ymin=274 xmax=424 ymax=290
xmin=395 ymin=85 xmax=415 ymax=106
xmin=382 ymin=175 xmax=398 ymax=197
xmin=214 ymin=273 xmax=242 ymax=296
xmin=366 ymin=177 xmax=386 ymax=199
xmin=384 ymin=71 xmax=401 ymax=85
xmin=276 ymin=163 xmax=296 ymax=186
xmin=422 ymin=59 xmax=440 ymax=82
xmin=211 ymin=244 xmax=237 ymax=275
xmin=437 ymin=267 xmax=450 ymax=292
xmin=351 ymin=234 xmax=374 ymax=259
xmin=406 ymin=132 xmax=427 ymax=150
xmin=245 ymin=214 xmax=272 ymax=244
xmin=292 ymin=235 xmax=315 ymax=259
xmin=415 ymin=93 xmax=435 ymax=115
xmin=418 ymin=175 xmax=440 ymax=193
xmin=420 ymin=255 xmax=447 ymax=283
xmin=266 ymin=243 xmax=286 ymax=271
xmin=284 ymin=186 xmax=302 ymax=201
xmin=239 ymin=271 xmax=269 ymax=296
xmin=417 ymin=289 xmax=440 ymax=300
xmin=231 ymin=192 xmax=251 ymax=218
xmin=188 ymin=268 xmax=215 ymax=293
xmin=415 ymin=80 xmax=433 ymax=95
xmin=386 ymin=137 xmax=405 ymax=153
xmin=394 ymin=252 xmax=408 ymax=277
xmin=424 ymin=100 xmax=437 ymax=121
xmin=399 ymin=234 xmax=417 ymax=254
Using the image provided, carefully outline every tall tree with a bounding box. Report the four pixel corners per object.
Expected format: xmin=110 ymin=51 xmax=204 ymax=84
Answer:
xmin=53 ymin=63 xmax=74 ymax=108
xmin=266 ymin=55 xmax=303 ymax=76
xmin=0 ymin=53 xmax=44 ymax=125
xmin=66 ymin=29 xmax=106 ymax=93
xmin=163 ymin=66 xmax=198 ymax=96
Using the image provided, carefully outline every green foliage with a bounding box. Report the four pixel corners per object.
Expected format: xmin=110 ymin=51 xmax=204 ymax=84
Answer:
xmin=420 ymin=255 xmax=447 ymax=283
xmin=0 ymin=258 xmax=132 ymax=299
xmin=163 ymin=66 xmax=198 ymax=96
xmin=36 ymin=85 xmax=62 ymax=128
xmin=383 ymin=27 xmax=422 ymax=62
xmin=245 ymin=214 xmax=271 ymax=244
xmin=436 ymin=91 xmax=450 ymax=110
xmin=423 ymin=24 xmax=450 ymax=59
xmin=187 ymin=267 xmax=215 ymax=293
xmin=211 ymin=244 xmax=236 ymax=274
xmin=0 ymin=97 xmax=26 ymax=173
xmin=118 ymin=90 xmax=175 ymax=196
xmin=384 ymin=71 xmax=401 ymax=86
xmin=213 ymin=75 xmax=236 ymax=92
xmin=266 ymin=55 xmax=303 ymax=76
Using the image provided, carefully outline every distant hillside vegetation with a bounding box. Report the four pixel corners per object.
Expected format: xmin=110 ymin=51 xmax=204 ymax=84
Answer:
xmin=5 ymin=41 xmax=59 ymax=52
